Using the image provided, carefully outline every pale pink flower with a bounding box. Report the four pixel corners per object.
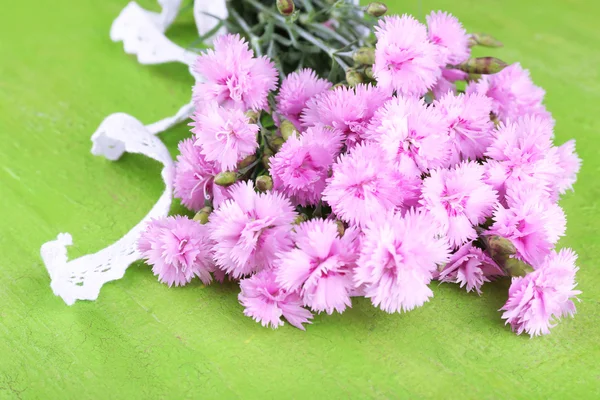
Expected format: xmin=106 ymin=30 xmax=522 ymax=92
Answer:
xmin=426 ymin=11 xmax=470 ymax=65
xmin=322 ymin=142 xmax=404 ymax=228
xmin=193 ymin=34 xmax=278 ymax=111
xmin=174 ymin=138 xmax=230 ymax=211
xmin=554 ymin=140 xmax=581 ymax=195
xmin=301 ymin=84 xmax=389 ymax=147
xmin=138 ymin=216 xmax=214 ymax=287
xmin=431 ymin=77 xmax=456 ymax=100
xmin=435 ymin=92 xmax=494 ymax=162
xmin=365 ymin=96 xmax=451 ymax=172
xmin=439 ymin=241 xmax=504 ymax=294
xmin=421 ymin=162 xmax=497 ymax=248
xmin=191 ymin=102 xmax=259 ymax=171
xmin=373 ymin=15 xmax=441 ymax=96
xmin=208 ymin=181 xmax=296 ymax=278
xmin=270 ymin=125 xmax=344 ymax=206
xmin=238 ymin=269 xmax=313 ymax=330
xmin=484 ymin=115 xmax=560 ymax=202
xmin=276 ymin=68 xmax=331 ymax=129
xmin=466 ymin=63 xmax=550 ymax=122
xmin=276 ymin=219 xmax=360 ymax=314
xmin=501 ymin=248 xmax=581 ymax=337
xmin=356 ymin=209 xmax=451 ymax=313
xmin=487 ymin=183 xmax=566 ymax=265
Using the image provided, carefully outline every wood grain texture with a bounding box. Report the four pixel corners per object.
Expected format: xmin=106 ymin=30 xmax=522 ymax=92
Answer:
xmin=1 ymin=0 xmax=599 ymax=398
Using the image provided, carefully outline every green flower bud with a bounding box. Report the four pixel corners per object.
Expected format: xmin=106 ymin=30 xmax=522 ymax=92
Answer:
xmin=346 ymin=69 xmax=364 ymax=87
xmin=364 ymin=66 xmax=374 ymax=79
xmin=294 ymin=213 xmax=308 ymax=225
xmin=335 ymin=220 xmax=345 ymax=237
xmin=193 ymin=206 xmax=212 ymax=225
xmin=366 ymin=2 xmax=388 ymax=17
xmin=214 ymin=171 xmax=237 ymax=187
xmin=487 ymin=235 xmax=517 ymax=260
xmin=268 ymin=136 xmax=285 ymax=152
xmin=469 ymin=33 xmax=503 ymax=48
xmin=255 ymin=175 xmax=273 ymax=192
xmin=245 ymin=110 xmax=260 ymax=124
xmin=279 ymin=119 xmax=298 ymax=141
xmin=262 ymin=147 xmax=273 ymax=170
xmin=452 ymin=57 xmax=508 ymax=75
xmin=238 ymin=154 xmax=257 ymax=170
xmin=503 ymin=257 xmax=535 ymax=277
xmin=352 ymin=47 xmax=375 ymax=65
xmin=276 ymin=0 xmax=295 ymax=16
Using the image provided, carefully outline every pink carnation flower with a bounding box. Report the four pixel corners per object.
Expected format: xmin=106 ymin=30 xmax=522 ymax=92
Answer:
xmin=431 ymin=77 xmax=456 ymax=99
xmin=301 ymin=84 xmax=389 ymax=148
xmin=356 ymin=209 xmax=451 ymax=313
xmin=484 ymin=115 xmax=560 ymax=202
xmin=322 ymin=142 xmax=404 ymax=228
xmin=426 ymin=11 xmax=470 ymax=65
xmin=174 ymin=138 xmax=229 ymax=211
xmin=439 ymin=241 xmax=505 ymax=294
xmin=138 ymin=216 xmax=214 ymax=287
xmin=466 ymin=63 xmax=549 ymax=122
xmin=276 ymin=219 xmax=360 ymax=314
xmin=373 ymin=15 xmax=441 ymax=96
xmin=365 ymin=96 xmax=451 ymax=172
xmin=435 ymin=92 xmax=494 ymax=163
xmin=238 ymin=269 xmax=313 ymax=330
xmin=193 ymin=34 xmax=278 ymax=111
xmin=554 ymin=140 xmax=581 ymax=195
xmin=208 ymin=181 xmax=296 ymax=278
xmin=276 ymin=68 xmax=331 ymax=129
xmin=487 ymin=183 xmax=566 ymax=265
xmin=270 ymin=124 xmax=344 ymax=206
xmin=501 ymin=248 xmax=581 ymax=337
xmin=421 ymin=161 xmax=497 ymax=248
xmin=191 ymin=103 xmax=259 ymax=171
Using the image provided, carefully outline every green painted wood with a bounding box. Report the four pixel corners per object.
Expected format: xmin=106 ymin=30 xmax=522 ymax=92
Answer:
xmin=1 ymin=0 xmax=599 ymax=398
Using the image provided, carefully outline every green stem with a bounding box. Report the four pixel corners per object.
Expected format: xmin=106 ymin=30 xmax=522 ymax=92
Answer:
xmin=229 ymin=7 xmax=262 ymax=56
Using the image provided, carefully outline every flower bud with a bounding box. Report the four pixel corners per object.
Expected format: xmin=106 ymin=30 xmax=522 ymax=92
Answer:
xmin=262 ymin=147 xmax=273 ymax=170
xmin=352 ymin=47 xmax=375 ymax=65
xmin=214 ymin=171 xmax=237 ymax=187
xmin=268 ymin=136 xmax=285 ymax=152
xmin=245 ymin=110 xmax=260 ymax=124
xmin=193 ymin=206 xmax=212 ymax=225
xmin=279 ymin=119 xmax=298 ymax=141
xmin=366 ymin=2 xmax=387 ymax=17
xmin=346 ymin=69 xmax=364 ymax=87
xmin=487 ymin=235 xmax=517 ymax=260
xmin=238 ymin=154 xmax=257 ymax=170
xmin=276 ymin=0 xmax=295 ymax=16
xmin=468 ymin=33 xmax=503 ymax=48
xmin=364 ymin=66 xmax=374 ymax=79
xmin=294 ymin=213 xmax=308 ymax=225
xmin=255 ymin=175 xmax=273 ymax=192
xmin=452 ymin=57 xmax=508 ymax=74
xmin=335 ymin=220 xmax=345 ymax=237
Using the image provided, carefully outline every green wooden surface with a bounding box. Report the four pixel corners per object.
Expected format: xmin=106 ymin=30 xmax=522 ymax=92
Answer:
xmin=1 ymin=0 xmax=599 ymax=398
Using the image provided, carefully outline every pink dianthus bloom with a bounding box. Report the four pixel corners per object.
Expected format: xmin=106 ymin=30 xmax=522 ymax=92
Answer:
xmin=270 ymin=124 xmax=344 ymax=206
xmin=435 ymin=91 xmax=494 ymax=163
xmin=426 ymin=11 xmax=470 ymax=65
xmin=276 ymin=68 xmax=331 ymax=129
xmin=276 ymin=219 xmax=360 ymax=314
xmin=501 ymin=248 xmax=581 ymax=337
xmin=356 ymin=209 xmax=451 ymax=313
xmin=138 ymin=216 xmax=214 ymax=287
xmin=208 ymin=181 xmax=296 ymax=278
xmin=191 ymin=102 xmax=259 ymax=171
xmin=365 ymin=95 xmax=451 ymax=172
xmin=174 ymin=138 xmax=229 ymax=211
xmin=554 ymin=140 xmax=581 ymax=195
xmin=301 ymin=84 xmax=389 ymax=148
xmin=322 ymin=142 xmax=404 ymax=228
xmin=487 ymin=183 xmax=566 ymax=265
xmin=439 ymin=241 xmax=504 ymax=294
xmin=484 ymin=115 xmax=560 ymax=202
xmin=466 ymin=63 xmax=550 ymax=122
xmin=193 ymin=34 xmax=278 ymax=111
xmin=373 ymin=15 xmax=441 ymax=96
xmin=431 ymin=76 xmax=456 ymax=99
xmin=421 ymin=161 xmax=497 ymax=248
xmin=239 ymin=269 xmax=313 ymax=330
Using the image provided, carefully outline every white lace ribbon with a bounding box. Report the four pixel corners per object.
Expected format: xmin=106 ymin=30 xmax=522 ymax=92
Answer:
xmin=40 ymin=0 xmax=227 ymax=304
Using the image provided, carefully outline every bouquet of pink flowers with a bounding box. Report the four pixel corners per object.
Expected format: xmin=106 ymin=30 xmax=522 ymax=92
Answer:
xmin=138 ymin=1 xmax=581 ymax=336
